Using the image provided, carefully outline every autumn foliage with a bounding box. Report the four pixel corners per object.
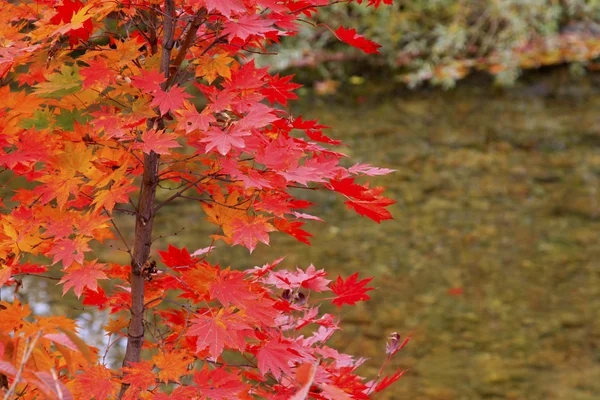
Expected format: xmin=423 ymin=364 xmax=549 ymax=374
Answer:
xmin=0 ymin=0 xmax=403 ymax=398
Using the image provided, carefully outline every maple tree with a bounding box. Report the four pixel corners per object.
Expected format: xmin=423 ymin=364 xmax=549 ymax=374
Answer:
xmin=0 ymin=0 xmax=404 ymax=398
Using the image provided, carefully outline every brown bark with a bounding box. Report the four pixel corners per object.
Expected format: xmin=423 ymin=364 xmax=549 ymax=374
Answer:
xmin=117 ymin=1 xmax=175 ymax=398
xmin=117 ymin=152 xmax=159 ymax=399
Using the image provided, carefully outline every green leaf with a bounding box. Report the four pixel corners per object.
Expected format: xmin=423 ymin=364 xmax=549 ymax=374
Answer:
xmin=34 ymin=65 xmax=82 ymax=98
xmin=19 ymin=109 xmax=52 ymax=130
xmin=54 ymin=108 xmax=90 ymax=131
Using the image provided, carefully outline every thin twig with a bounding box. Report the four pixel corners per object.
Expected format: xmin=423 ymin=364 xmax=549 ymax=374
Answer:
xmin=4 ymin=331 xmax=44 ymax=400
xmin=153 ymin=176 xmax=206 ymax=213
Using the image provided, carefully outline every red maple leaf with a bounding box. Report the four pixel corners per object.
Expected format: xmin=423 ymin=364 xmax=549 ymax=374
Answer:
xmin=344 ymin=186 xmax=395 ymax=223
xmin=360 ymin=0 xmax=394 ymax=8
xmin=80 ymin=57 xmax=113 ymax=88
xmin=256 ymin=339 xmax=298 ymax=380
xmin=150 ymin=85 xmax=192 ymax=115
xmin=374 ymin=369 xmax=407 ymax=393
xmin=194 ymin=366 xmax=249 ymax=400
xmin=82 ymin=286 xmax=108 ymax=308
xmin=204 ymin=0 xmax=246 ymax=18
xmin=59 ymin=260 xmax=108 ymax=298
xmin=136 ymin=129 xmax=181 ymax=155
xmin=209 ymin=269 xmax=256 ymax=308
xmin=158 ymin=245 xmax=195 ymax=269
xmin=48 ymin=236 xmax=91 ymax=267
xmin=176 ymin=102 xmax=216 ymax=134
xmin=335 ymin=26 xmax=381 ymax=54
xmin=261 ymin=74 xmax=302 ymax=106
xmin=330 ymin=273 xmax=374 ymax=307
xmin=72 ymin=365 xmax=117 ymax=399
xmin=273 ymin=218 xmax=312 ymax=245
xmin=201 ymin=125 xmax=250 ymax=155
xmin=330 ymin=178 xmax=395 ymax=223
xmin=131 ymin=69 xmax=165 ymax=94
xmin=224 ymin=14 xmax=273 ymax=41
xmin=231 ymin=216 xmax=276 ymax=253
xmin=49 ymin=0 xmax=93 ymax=46
xmin=121 ymin=361 xmax=156 ymax=390
xmin=186 ymin=308 xmax=249 ymax=359
xmin=305 ymin=129 xmax=342 ymax=145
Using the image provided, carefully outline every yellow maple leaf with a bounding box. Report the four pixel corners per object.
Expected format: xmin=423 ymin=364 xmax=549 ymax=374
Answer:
xmin=194 ymin=55 xmax=235 ymax=84
xmin=202 ymin=191 xmax=249 ymax=239
xmin=104 ymin=314 xmax=129 ymax=335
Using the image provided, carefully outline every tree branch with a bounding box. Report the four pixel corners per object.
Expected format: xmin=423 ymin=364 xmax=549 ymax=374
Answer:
xmin=165 ymin=10 xmax=206 ymax=88
xmin=153 ymin=176 xmax=206 ymax=213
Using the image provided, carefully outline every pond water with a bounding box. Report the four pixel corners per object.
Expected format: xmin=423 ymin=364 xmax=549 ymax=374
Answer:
xmin=22 ymin=70 xmax=600 ymax=399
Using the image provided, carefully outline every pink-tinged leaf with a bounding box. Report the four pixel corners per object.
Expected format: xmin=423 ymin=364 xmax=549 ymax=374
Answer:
xmin=31 ymin=371 xmax=75 ymax=400
xmin=247 ymin=257 xmax=285 ymax=278
xmin=236 ymin=103 xmax=278 ymax=131
xmin=204 ymin=0 xmax=246 ymax=18
xmin=221 ymin=159 xmax=272 ymax=189
xmin=386 ymin=332 xmax=410 ymax=356
xmin=335 ymin=26 xmax=381 ymax=54
xmin=292 ymin=212 xmax=323 ymax=221
xmin=58 ymin=260 xmax=108 ymax=298
xmin=330 ymin=273 xmax=374 ymax=307
xmin=0 ymin=360 xmax=17 ymax=377
xmin=44 ymin=333 xmax=79 ymax=351
xmin=224 ymin=14 xmax=273 ymax=41
xmin=348 ymin=163 xmax=395 ymax=176
xmin=265 ymin=264 xmax=330 ymax=292
xmin=231 ymin=216 xmax=275 ymax=253
xmin=136 ymin=129 xmax=181 ymax=155
xmin=191 ymin=245 xmax=216 ymax=257
xmin=257 ymin=340 xmax=298 ymax=380
xmin=201 ymin=125 xmax=250 ymax=155
xmin=186 ymin=308 xmax=249 ymax=359
xmin=150 ymin=85 xmax=192 ymax=115
xmin=130 ymin=69 xmax=165 ymax=93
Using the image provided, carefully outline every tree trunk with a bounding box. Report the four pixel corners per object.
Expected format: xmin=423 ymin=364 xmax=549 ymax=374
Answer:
xmin=118 ymin=2 xmax=174 ymax=397
xmin=118 ymin=151 xmax=159 ymax=398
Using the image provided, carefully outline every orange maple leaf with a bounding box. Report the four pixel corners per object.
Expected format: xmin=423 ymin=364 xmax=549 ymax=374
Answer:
xmin=152 ymin=350 xmax=191 ymax=383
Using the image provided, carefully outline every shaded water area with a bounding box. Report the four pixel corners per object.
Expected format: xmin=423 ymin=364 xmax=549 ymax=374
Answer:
xmin=21 ymin=70 xmax=600 ymax=399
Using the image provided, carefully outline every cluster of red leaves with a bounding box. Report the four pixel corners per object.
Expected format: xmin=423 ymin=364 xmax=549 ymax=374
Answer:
xmin=0 ymin=0 xmax=403 ymax=398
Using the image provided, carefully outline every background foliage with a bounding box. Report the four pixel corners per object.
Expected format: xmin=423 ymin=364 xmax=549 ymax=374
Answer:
xmin=266 ymin=0 xmax=600 ymax=87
